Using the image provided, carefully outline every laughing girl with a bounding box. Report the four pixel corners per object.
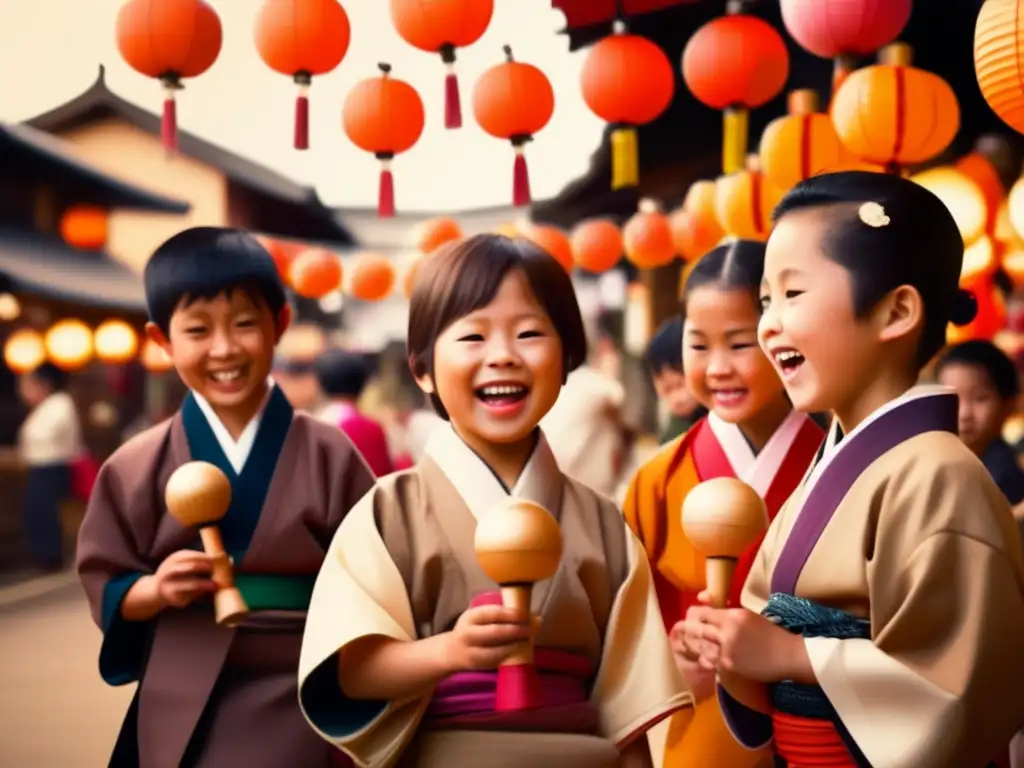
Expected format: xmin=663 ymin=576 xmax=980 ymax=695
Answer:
xmin=298 ymin=234 xmax=690 ymax=767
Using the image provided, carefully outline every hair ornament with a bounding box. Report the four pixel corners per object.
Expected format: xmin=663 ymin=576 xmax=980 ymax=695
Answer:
xmin=949 ymin=288 xmax=979 ymax=327
xmin=858 ymin=201 xmax=890 ymax=228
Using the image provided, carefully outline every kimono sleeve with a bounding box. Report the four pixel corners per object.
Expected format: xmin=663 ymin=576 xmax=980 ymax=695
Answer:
xmin=298 ymin=484 xmax=427 ymax=768
xmin=804 ymin=450 xmax=1024 ymax=767
xmin=75 ymin=459 xmax=155 ymax=686
xmin=589 ymin=522 xmax=693 ymax=746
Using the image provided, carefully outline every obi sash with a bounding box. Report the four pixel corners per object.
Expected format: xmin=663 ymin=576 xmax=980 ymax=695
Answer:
xmin=233 ymin=573 xmax=316 ymax=611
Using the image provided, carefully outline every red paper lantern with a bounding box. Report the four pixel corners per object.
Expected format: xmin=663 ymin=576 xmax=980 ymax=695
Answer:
xmin=254 ymin=0 xmax=351 ymax=150
xmin=416 ymin=217 xmax=463 ymax=254
xmin=623 ymin=199 xmax=676 ymax=269
xmin=473 ymin=46 xmax=554 ymax=207
xmin=290 ymin=249 xmax=342 ymax=299
xmin=343 ymin=63 xmax=425 ymax=218
xmin=780 ymin=0 xmax=911 ymax=92
xmin=389 ymin=0 xmax=494 ymax=129
xmin=349 ymin=254 xmax=396 ymax=302
xmin=255 ymin=236 xmax=304 ymax=286
xmin=116 ymin=0 xmax=223 ymax=152
xmin=571 ymin=219 xmax=622 ymax=273
xmin=60 ymin=205 xmax=109 ymax=250
xmin=520 ymin=224 xmax=573 ymax=273
xmin=580 ymin=21 xmax=675 ymax=190
xmin=682 ymin=13 xmax=790 ymax=174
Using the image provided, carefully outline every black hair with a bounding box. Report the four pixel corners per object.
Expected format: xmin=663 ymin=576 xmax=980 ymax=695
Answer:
xmin=408 ymin=234 xmax=587 ymax=419
xmin=644 ymin=316 xmax=683 ymax=374
xmin=314 ymin=348 xmax=370 ymax=398
xmin=936 ymin=340 xmax=1020 ymax=401
xmin=28 ymin=362 xmax=67 ymax=392
xmin=143 ymin=227 xmax=287 ymax=335
xmin=772 ymin=171 xmax=977 ymax=367
xmin=680 ymin=239 xmax=767 ymax=317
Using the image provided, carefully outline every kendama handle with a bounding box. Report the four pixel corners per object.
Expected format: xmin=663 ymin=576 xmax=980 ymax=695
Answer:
xmin=706 ymin=556 xmax=737 ymax=609
xmin=500 ymin=584 xmax=534 ymax=666
xmin=197 ymin=525 xmax=248 ymax=627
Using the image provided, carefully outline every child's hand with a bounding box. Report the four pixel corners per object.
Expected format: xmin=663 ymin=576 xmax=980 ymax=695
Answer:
xmin=446 ymin=604 xmax=533 ymax=672
xmin=153 ymin=550 xmax=217 ymax=609
xmin=688 ymin=605 xmax=801 ymax=683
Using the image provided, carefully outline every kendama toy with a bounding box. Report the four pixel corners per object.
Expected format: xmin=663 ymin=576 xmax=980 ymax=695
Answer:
xmin=165 ymin=461 xmax=248 ymax=627
xmin=474 ymin=498 xmax=563 ymax=711
xmin=681 ymin=477 xmax=769 ymax=608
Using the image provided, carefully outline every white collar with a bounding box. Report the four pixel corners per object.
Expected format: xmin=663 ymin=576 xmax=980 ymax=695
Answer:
xmin=423 ymin=424 xmax=564 ymax=519
xmin=707 ymin=409 xmax=811 ymax=497
xmin=191 ymin=377 xmax=276 ymax=474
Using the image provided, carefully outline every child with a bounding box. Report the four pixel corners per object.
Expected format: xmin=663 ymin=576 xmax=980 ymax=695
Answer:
xmin=298 ymin=234 xmax=690 ymax=767
xmin=936 ymin=340 xmax=1024 ymax=506
xmin=76 ymin=227 xmax=376 ymax=768
xmin=314 ymin=348 xmax=395 ymax=477
xmin=643 ymin=316 xmax=707 ymax=444
xmin=681 ymin=171 xmax=1024 ymax=767
xmin=623 ymin=241 xmax=823 ymax=768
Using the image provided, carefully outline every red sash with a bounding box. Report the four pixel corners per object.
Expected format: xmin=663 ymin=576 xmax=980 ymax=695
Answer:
xmin=772 ymin=712 xmax=857 ymax=767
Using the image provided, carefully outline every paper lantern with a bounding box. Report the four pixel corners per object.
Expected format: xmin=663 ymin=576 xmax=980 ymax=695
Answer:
xmin=60 ymin=205 xmax=109 ymax=250
xmin=623 ymin=199 xmax=675 ymax=269
xmin=580 ymin=21 xmax=675 ymax=189
xmin=1002 ymin=245 xmax=1024 ymax=284
xmin=290 ymin=249 xmax=342 ymax=299
xmin=343 ymin=63 xmax=425 ymax=218
xmin=45 ymin=319 xmax=94 ymax=371
xmin=140 ymin=337 xmax=173 ymax=372
xmin=0 ymin=293 xmax=20 ymax=322
xmin=911 ymin=167 xmax=988 ymax=248
xmin=520 ymin=224 xmax=573 ymax=273
xmin=93 ymin=320 xmax=139 ymax=364
xmin=759 ymin=90 xmax=853 ymax=192
xmin=473 ymin=46 xmax=554 ymax=207
xmin=716 ymin=156 xmax=786 ymax=242
xmin=116 ymin=0 xmax=222 ymax=151
xmin=349 ymin=254 xmax=395 ymax=302
xmin=780 ymin=0 xmax=911 ymax=92
xmin=571 ymin=219 xmax=622 ymax=273
xmin=3 ymin=329 xmax=45 ymax=374
xmin=1006 ymin=176 xmax=1024 ymax=242
xmin=255 ymin=236 xmax=304 ymax=286
xmin=976 ymin=0 xmax=1024 ymax=136
xmin=403 ymin=258 xmax=422 ymax=298
xmin=957 ymin=152 xmax=1005 ymax=234
xmin=684 ymin=180 xmax=726 ymax=237
xmin=961 ymin=236 xmax=998 ymax=282
xmin=671 ymin=207 xmax=722 ymax=262
xmin=416 ymin=217 xmax=463 ymax=254
xmin=831 ymin=44 xmax=960 ymax=173
xmin=682 ymin=13 xmax=789 ymax=174
xmin=389 ymin=0 xmax=494 ymax=129
xmin=255 ymin=0 xmax=351 ymax=150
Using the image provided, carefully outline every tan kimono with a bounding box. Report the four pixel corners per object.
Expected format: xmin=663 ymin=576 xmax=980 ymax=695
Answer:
xmin=298 ymin=425 xmax=692 ymax=768
xmin=718 ymin=386 xmax=1024 ymax=767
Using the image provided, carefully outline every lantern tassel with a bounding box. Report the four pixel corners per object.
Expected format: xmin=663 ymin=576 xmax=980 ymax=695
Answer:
xmin=512 ymin=143 xmax=531 ymax=207
xmin=722 ymin=108 xmax=749 ymax=175
xmin=610 ymin=127 xmax=639 ymax=190
xmin=444 ymin=65 xmax=462 ymax=129
xmin=295 ymin=79 xmax=311 ymax=150
xmin=160 ymin=80 xmax=179 ymax=153
xmin=378 ymin=158 xmax=395 ymax=218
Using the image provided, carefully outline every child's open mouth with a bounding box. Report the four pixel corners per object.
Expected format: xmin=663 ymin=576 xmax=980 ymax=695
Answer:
xmin=710 ymin=389 xmax=748 ymax=408
xmin=773 ymin=348 xmax=805 ymax=380
xmin=208 ymin=363 xmax=250 ymax=392
xmin=475 ymin=382 xmax=529 ymax=417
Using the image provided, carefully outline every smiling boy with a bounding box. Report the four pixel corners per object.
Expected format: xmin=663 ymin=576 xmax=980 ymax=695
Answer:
xmin=76 ymin=228 xmax=374 ymax=768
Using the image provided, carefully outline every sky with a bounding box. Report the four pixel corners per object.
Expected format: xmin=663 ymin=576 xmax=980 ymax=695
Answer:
xmin=0 ymin=0 xmax=605 ymax=212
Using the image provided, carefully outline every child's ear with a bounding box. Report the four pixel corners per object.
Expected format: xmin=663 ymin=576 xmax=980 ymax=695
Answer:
xmin=877 ymin=285 xmax=923 ymax=344
xmin=144 ymin=322 xmax=170 ymax=352
xmin=274 ymin=304 xmax=293 ymax=341
xmin=409 ymin=355 xmax=435 ymax=393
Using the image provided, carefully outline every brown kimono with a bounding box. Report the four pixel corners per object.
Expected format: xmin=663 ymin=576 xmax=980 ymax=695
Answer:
xmin=298 ymin=426 xmax=692 ymax=768
xmin=77 ymin=387 xmax=375 ymax=768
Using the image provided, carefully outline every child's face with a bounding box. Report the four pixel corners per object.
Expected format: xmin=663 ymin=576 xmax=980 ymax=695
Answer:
xmin=652 ymin=367 xmax=698 ymax=418
xmin=17 ymin=374 xmax=47 ymax=407
xmin=938 ymin=362 xmax=1011 ymax=455
xmin=421 ymin=269 xmax=563 ymax=448
xmin=147 ymin=289 xmax=289 ymax=415
xmin=683 ymin=286 xmax=784 ymax=425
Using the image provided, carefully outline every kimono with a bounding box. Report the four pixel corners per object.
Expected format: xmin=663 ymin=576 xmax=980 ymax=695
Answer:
xmin=298 ymin=425 xmax=692 ymax=768
xmin=76 ymin=384 xmax=375 ymax=768
xmin=718 ymin=386 xmax=1024 ymax=767
xmin=623 ymin=410 xmax=823 ymax=768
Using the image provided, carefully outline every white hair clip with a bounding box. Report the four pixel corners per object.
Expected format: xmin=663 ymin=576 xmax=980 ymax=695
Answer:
xmin=858 ymin=202 xmax=890 ymax=228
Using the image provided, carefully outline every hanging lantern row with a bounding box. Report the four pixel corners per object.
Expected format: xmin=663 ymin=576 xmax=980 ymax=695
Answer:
xmin=3 ymin=319 xmax=143 ymax=375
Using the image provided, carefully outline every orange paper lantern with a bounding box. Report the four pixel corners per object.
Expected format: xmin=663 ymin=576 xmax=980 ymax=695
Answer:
xmin=975 ymin=0 xmax=1024 ymax=136
xmin=140 ymin=337 xmax=173 ymax=372
xmin=580 ymin=21 xmax=675 ymax=190
xmin=416 ymin=217 xmax=463 ymax=254
xmin=671 ymin=207 xmax=722 ymax=262
xmin=3 ymin=329 xmax=45 ymax=374
xmin=290 ymin=249 xmax=342 ymax=299
xmin=957 ymin=151 xmax=1005 ymax=234
xmin=759 ymin=90 xmax=853 ymax=192
xmin=255 ymin=236 xmax=304 ymax=286
xmin=60 ymin=205 xmax=109 ymax=250
xmin=473 ymin=46 xmax=554 ymax=207
xmin=521 ymin=224 xmax=573 ymax=273
xmin=716 ymin=156 xmax=786 ymax=242
xmin=254 ymin=0 xmax=351 ymax=150
xmin=389 ymin=0 xmax=494 ymax=130
xmin=831 ymin=44 xmax=959 ymax=172
xmin=45 ymin=319 xmax=94 ymax=371
xmin=623 ymin=199 xmax=676 ymax=269
xmin=349 ymin=254 xmax=396 ymax=302
xmin=343 ymin=63 xmax=425 ymax=218
xmin=94 ymin=320 xmax=139 ymax=364
xmin=570 ymin=219 xmax=622 ymax=273
xmin=911 ymin=167 xmax=988 ymax=248
xmin=961 ymin=235 xmax=998 ymax=282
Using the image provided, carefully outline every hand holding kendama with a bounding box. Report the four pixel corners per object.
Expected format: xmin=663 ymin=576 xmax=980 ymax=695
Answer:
xmin=165 ymin=461 xmax=248 ymax=627
xmin=681 ymin=477 xmax=768 ymax=608
xmin=474 ymin=498 xmax=563 ymax=712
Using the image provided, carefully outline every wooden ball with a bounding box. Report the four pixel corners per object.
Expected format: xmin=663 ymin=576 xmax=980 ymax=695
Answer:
xmin=475 ymin=498 xmax=563 ymax=585
xmin=682 ymin=477 xmax=768 ymax=559
xmin=165 ymin=461 xmax=232 ymax=528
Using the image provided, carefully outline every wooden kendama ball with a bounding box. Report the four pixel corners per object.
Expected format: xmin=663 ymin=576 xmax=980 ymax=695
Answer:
xmin=165 ymin=461 xmax=248 ymax=627
xmin=681 ymin=477 xmax=768 ymax=608
xmin=474 ymin=498 xmax=563 ymax=711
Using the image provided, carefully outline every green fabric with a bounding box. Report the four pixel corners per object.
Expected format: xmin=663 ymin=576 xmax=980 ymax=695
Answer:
xmin=234 ymin=573 xmax=316 ymax=610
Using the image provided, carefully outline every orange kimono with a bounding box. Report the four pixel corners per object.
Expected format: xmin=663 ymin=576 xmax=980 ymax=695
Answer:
xmin=624 ymin=410 xmax=823 ymax=768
